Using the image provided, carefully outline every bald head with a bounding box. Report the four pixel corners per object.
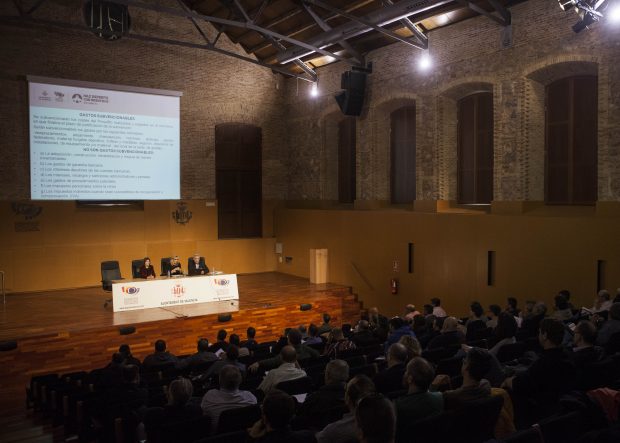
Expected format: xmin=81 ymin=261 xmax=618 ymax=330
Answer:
xmin=280 ymin=345 xmax=297 ymax=363
xmin=387 ymin=343 xmax=408 ymax=366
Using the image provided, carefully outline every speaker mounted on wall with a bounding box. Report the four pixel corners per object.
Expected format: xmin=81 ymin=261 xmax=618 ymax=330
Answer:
xmin=335 ymin=64 xmax=372 ymax=117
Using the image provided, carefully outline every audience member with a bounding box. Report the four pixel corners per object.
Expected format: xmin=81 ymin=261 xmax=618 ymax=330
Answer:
xmin=384 ymin=316 xmax=415 ymax=351
xmin=317 ymin=313 xmax=333 ymax=335
xmin=144 ymin=377 xmax=202 ymax=441
xmin=557 ymin=290 xmax=574 ymax=311
xmin=427 ymin=317 xmax=465 ymax=350
xmin=433 ymin=347 xmax=492 ymax=409
xmin=503 ymin=318 xmax=576 ymax=421
xmin=489 ymin=313 xmax=518 ymax=357
xmin=404 ymin=304 xmax=420 ymax=321
xmin=251 ymin=329 xmax=319 ymax=372
xmin=355 ymin=393 xmax=396 ymax=443
xmin=368 ymin=307 xmax=390 ymax=341
xmin=596 ymin=303 xmax=620 ymax=347
xmin=241 ymin=326 xmax=259 ymax=352
xmin=203 ymin=345 xmax=246 ymax=380
xmin=552 ymin=294 xmax=573 ymax=321
xmin=142 ymin=340 xmax=178 ymax=371
xmin=395 ymin=357 xmax=443 ymax=435
xmin=591 ymin=290 xmax=613 ymax=314
xmin=324 ymin=328 xmax=357 ymax=359
xmin=520 ymin=302 xmax=547 ymax=338
xmin=398 ymin=335 xmax=422 ymax=361
xmin=104 ymin=365 xmax=148 ymax=434
xmin=297 ymin=359 xmax=349 ymax=430
xmin=422 ymin=304 xmax=434 ymax=318
xmin=505 ymin=297 xmax=520 ymax=317
xmin=351 ymin=320 xmax=379 ymax=348
xmin=316 ymin=375 xmax=376 ymax=443
xmin=207 ymin=329 xmax=229 ymax=353
xmin=177 ymin=338 xmax=217 ymax=371
xmin=248 ymin=390 xmax=316 ymax=442
xmin=466 ymin=301 xmax=488 ymax=340
xmin=431 ymin=298 xmax=447 ymax=318
xmin=373 ymin=343 xmax=408 ymax=394
xmin=487 ymin=304 xmax=502 ymax=329
xmin=258 ymin=346 xmax=307 ymax=394
xmin=304 ymin=324 xmax=323 ymax=345
xmin=152 ymin=377 xmax=201 ymax=421
xmin=119 ymin=344 xmax=141 ymax=367
xmin=201 ymin=365 xmax=257 ymax=433
xmin=571 ymin=320 xmax=603 ymax=368
xmin=100 ymin=352 xmax=126 ymax=388
xmin=229 ymin=333 xmax=250 ymax=357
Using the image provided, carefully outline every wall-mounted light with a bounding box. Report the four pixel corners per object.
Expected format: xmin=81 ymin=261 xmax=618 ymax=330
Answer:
xmin=310 ymin=82 xmax=319 ymax=97
xmin=418 ymin=52 xmax=432 ymax=71
xmin=609 ymin=3 xmax=620 ymax=22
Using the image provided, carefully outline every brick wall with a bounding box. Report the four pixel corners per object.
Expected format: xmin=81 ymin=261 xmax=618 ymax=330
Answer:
xmin=284 ymin=0 xmax=620 ymax=203
xmin=0 ymin=0 xmax=288 ymax=201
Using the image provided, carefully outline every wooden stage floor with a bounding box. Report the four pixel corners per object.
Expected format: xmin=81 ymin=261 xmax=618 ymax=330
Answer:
xmin=0 ymin=272 xmax=362 ymax=421
xmin=0 ymin=272 xmax=349 ymax=341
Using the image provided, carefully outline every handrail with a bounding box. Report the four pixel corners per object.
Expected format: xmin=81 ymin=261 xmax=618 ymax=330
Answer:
xmin=350 ymin=262 xmax=375 ymax=292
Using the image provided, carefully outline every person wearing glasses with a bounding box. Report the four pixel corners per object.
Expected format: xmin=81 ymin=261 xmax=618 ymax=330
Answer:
xmin=188 ymin=253 xmax=209 ymax=276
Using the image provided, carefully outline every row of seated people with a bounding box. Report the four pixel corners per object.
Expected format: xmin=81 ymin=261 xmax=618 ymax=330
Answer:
xmin=134 ymin=255 xmax=210 ymax=279
xmin=30 ymin=295 xmax=620 ymax=443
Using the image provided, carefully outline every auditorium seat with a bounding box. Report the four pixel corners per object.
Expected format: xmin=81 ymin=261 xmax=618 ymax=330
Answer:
xmin=537 ymin=411 xmax=584 ymax=443
xmin=502 ymin=427 xmax=543 ymax=443
xmin=216 ymin=404 xmax=261 ymax=434
xmin=348 ymin=363 xmax=378 ymax=379
xmin=436 ymin=355 xmax=464 ymax=377
xmin=604 ymin=331 xmax=620 ymax=356
xmin=451 ymin=395 xmax=504 ymax=443
xmin=131 ymin=259 xmax=143 ymax=279
xmin=159 ymin=415 xmax=211 ymax=443
xmin=160 ymin=257 xmax=171 ymax=276
xmin=100 ymin=261 xmax=122 ymax=292
xmin=343 ymin=354 xmax=366 ymax=368
xmin=496 ymin=342 xmax=527 ymax=363
xmin=195 ymin=430 xmax=248 ymax=443
xmin=275 ymin=376 xmax=314 ymax=395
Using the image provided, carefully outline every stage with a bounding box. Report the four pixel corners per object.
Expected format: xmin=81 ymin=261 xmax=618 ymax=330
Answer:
xmin=0 ymin=272 xmax=362 ymax=418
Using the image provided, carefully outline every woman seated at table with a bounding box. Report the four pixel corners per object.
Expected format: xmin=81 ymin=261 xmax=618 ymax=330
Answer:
xmin=139 ymin=257 xmax=156 ymax=279
xmin=169 ymin=256 xmax=183 ymax=276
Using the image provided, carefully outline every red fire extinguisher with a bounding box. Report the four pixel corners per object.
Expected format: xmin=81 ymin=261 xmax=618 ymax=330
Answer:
xmin=390 ymin=277 xmax=399 ymax=295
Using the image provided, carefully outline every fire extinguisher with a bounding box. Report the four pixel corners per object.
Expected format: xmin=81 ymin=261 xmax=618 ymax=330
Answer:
xmin=390 ymin=277 xmax=399 ymax=295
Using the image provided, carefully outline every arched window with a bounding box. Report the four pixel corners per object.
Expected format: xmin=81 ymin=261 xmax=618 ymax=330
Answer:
xmin=457 ymin=92 xmax=493 ymax=204
xmin=390 ymin=105 xmax=416 ymax=204
xmin=545 ymin=76 xmax=597 ymax=204
xmin=338 ymin=118 xmax=356 ymax=204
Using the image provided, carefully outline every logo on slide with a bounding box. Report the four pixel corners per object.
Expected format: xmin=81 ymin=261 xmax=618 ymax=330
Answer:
xmin=171 ymin=284 xmax=186 ymax=297
xmin=54 ymin=91 xmax=64 ymax=102
xmin=213 ymin=278 xmax=230 ymax=286
xmin=72 ymin=93 xmax=82 ymax=103
xmin=121 ymin=286 xmax=140 ymax=295
xmin=38 ymin=90 xmax=51 ymax=102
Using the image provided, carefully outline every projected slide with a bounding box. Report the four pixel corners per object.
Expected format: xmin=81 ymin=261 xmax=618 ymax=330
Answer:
xmin=29 ymin=79 xmax=181 ymax=200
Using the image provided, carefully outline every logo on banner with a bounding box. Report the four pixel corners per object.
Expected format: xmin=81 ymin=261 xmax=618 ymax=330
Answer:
xmin=171 ymin=284 xmax=186 ymax=297
xmin=122 ymin=286 xmax=140 ymax=295
xmin=213 ymin=278 xmax=230 ymax=286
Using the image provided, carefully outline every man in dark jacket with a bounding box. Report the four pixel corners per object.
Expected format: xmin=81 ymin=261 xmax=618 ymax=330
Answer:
xmin=373 ymin=343 xmax=408 ymax=394
xmin=142 ymin=340 xmax=178 ymax=372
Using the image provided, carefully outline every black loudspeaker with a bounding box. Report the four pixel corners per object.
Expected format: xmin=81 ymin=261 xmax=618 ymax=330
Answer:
xmin=335 ymin=70 xmax=367 ymax=116
xmin=0 ymin=340 xmax=18 ymax=351
xmin=218 ymin=314 xmax=232 ymax=322
xmin=300 ymin=303 xmax=312 ymax=311
xmin=119 ymin=326 xmax=136 ymax=335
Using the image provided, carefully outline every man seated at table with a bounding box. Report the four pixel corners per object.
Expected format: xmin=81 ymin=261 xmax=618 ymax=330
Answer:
xmin=188 ymin=253 xmax=209 ymax=276
xmin=169 ymin=256 xmax=183 ymax=276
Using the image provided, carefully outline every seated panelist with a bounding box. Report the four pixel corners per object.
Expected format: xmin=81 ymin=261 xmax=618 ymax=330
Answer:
xmin=169 ymin=256 xmax=183 ymax=276
xmin=139 ymin=257 xmax=156 ymax=279
xmin=188 ymin=254 xmax=210 ymax=276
